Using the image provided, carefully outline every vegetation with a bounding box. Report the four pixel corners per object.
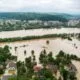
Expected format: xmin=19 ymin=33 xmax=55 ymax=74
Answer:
xmin=0 ymin=68 xmax=4 ymax=75
xmin=0 ymin=45 xmax=11 ymax=63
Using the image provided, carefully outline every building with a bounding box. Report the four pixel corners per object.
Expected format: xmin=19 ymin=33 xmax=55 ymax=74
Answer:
xmin=6 ymin=61 xmax=17 ymax=75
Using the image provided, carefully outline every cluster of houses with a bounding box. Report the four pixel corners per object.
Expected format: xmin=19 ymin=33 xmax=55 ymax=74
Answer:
xmin=28 ymin=20 xmax=63 ymax=26
xmin=68 ymin=20 xmax=80 ymax=26
xmin=0 ymin=19 xmax=80 ymax=31
xmin=33 ymin=62 xmax=77 ymax=80
xmin=0 ymin=19 xmax=80 ymax=27
xmin=0 ymin=19 xmax=21 ymax=25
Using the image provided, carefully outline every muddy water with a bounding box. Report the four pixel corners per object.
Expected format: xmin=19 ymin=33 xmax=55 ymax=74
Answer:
xmin=0 ymin=38 xmax=80 ymax=63
xmin=0 ymin=28 xmax=80 ymax=38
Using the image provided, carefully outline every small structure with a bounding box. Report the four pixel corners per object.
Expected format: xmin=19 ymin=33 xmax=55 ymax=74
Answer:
xmin=66 ymin=63 xmax=77 ymax=73
xmin=6 ymin=61 xmax=17 ymax=75
xmin=46 ymin=64 xmax=58 ymax=75
xmin=33 ymin=64 xmax=43 ymax=72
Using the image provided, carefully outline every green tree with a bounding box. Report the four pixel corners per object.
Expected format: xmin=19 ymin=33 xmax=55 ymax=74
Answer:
xmin=0 ymin=68 xmax=4 ymax=74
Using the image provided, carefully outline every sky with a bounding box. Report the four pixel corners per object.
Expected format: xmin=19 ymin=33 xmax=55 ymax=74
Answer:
xmin=0 ymin=0 xmax=80 ymax=14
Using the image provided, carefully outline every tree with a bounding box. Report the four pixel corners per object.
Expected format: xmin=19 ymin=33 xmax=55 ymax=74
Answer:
xmin=46 ymin=40 xmax=50 ymax=45
xmin=0 ymin=46 xmax=11 ymax=63
xmin=0 ymin=68 xmax=4 ymax=74
xmin=56 ymin=50 xmax=65 ymax=58
xmin=25 ymin=57 xmax=34 ymax=76
xmin=39 ymin=68 xmax=57 ymax=80
xmin=17 ymin=61 xmax=23 ymax=68
xmin=31 ymin=50 xmax=35 ymax=56
xmin=18 ymin=65 xmax=26 ymax=75
xmin=60 ymin=66 xmax=69 ymax=80
xmin=47 ymin=52 xmax=54 ymax=64
xmin=39 ymin=50 xmax=48 ymax=65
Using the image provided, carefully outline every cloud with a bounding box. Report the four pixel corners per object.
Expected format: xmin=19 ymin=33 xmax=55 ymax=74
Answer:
xmin=0 ymin=0 xmax=80 ymax=13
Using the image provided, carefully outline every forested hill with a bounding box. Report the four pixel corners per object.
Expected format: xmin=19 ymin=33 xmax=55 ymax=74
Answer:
xmin=0 ymin=12 xmax=69 ymax=22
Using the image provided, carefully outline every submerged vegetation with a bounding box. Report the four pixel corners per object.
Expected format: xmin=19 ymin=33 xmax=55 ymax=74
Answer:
xmin=16 ymin=50 xmax=80 ymax=80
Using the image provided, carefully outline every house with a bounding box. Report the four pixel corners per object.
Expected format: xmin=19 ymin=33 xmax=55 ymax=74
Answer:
xmin=33 ymin=64 xmax=43 ymax=72
xmin=6 ymin=61 xmax=17 ymax=75
xmin=66 ymin=63 xmax=77 ymax=74
xmin=28 ymin=20 xmax=42 ymax=24
xmin=68 ymin=20 xmax=80 ymax=26
xmin=46 ymin=64 xmax=58 ymax=75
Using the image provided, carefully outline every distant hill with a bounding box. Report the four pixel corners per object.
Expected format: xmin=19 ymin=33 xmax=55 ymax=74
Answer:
xmin=47 ymin=13 xmax=73 ymax=19
xmin=0 ymin=12 xmax=70 ymax=22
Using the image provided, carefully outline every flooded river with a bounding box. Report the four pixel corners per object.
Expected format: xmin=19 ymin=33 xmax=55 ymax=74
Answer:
xmin=0 ymin=28 xmax=80 ymax=38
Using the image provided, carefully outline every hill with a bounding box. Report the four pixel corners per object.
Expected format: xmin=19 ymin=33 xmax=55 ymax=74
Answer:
xmin=0 ymin=12 xmax=68 ymax=22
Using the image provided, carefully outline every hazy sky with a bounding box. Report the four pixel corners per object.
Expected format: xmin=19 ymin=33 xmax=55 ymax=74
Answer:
xmin=0 ymin=0 xmax=80 ymax=14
